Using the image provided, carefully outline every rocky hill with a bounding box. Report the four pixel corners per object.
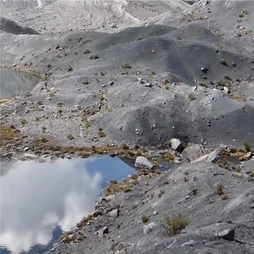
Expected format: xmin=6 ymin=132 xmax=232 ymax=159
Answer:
xmin=0 ymin=0 xmax=254 ymax=254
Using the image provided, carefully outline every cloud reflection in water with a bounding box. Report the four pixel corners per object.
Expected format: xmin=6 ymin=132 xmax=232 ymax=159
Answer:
xmin=0 ymin=157 xmax=135 ymax=253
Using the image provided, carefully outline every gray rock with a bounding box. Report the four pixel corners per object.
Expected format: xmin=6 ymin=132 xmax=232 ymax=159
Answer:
xmin=143 ymin=222 xmax=157 ymax=234
xmin=250 ymin=203 xmax=254 ymax=209
xmin=193 ymin=148 xmax=220 ymax=163
xmin=224 ymin=86 xmax=230 ymax=94
xmin=217 ymin=229 xmax=235 ymax=241
xmin=207 ymin=148 xmax=220 ymax=163
xmin=182 ymin=144 xmax=205 ymax=162
xmin=137 ymin=77 xmax=144 ymax=84
xmin=135 ymin=156 xmax=153 ymax=169
xmin=170 ymin=138 xmax=184 ymax=153
xmin=181 ymin=240 xmax=197 ymax=247
xmin=97 ymin=227 xmax=109 ymax=238
xmin=109 ymin=208 xmax=119 ymax=218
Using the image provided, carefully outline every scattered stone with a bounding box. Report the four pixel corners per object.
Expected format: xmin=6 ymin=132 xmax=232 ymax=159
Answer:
xmin=135 ymin=156 xmax=153 ymax=169
xmin=109 ymin=209 xmax=119 ymax=218
xmin=144 ymin=82 xmax=153 ymax=87
xmin=23 ymin=147 xmax=29 ymax=152
xmin=182 ymin=144 xmax=205 ymax=162
xmin=169 ymin=138 xmax=184 ymax=153
xmin=143 ymin=222 xmax=157 ymax=234
xmin=194 ymin=148 xmax=220 ymax=163
xmin=217 ymin=229 xmax=235 ymax=241
xmin=250 ymin=203 xmax=254 ymax=209
xmin=201 ymin=67 xmax=208 ymax=73
xmin=224 ymin=86 xmax=230 ymax=94
xmin=152 ymin=211 xmax=158 ymax=215
xmin=137 ymin=77 xmax=144 ymax=84
xmin=111 ymin=23 xmax=117 ymax=28
xmin=181 ymin=240 xmax=197 ymax=247
xmin=97 ymin=227 xmax=109 ymax=238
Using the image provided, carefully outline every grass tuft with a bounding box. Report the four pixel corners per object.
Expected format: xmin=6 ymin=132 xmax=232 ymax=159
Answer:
xmin=141 ymin=215 xmax=149 ymax=224
xmin=162 ymin=214 xmax=189 ymax=236
xmin=216 ymin=183 xmax=224 ymax=195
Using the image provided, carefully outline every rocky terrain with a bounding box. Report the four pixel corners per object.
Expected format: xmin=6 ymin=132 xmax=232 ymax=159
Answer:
xmin=0 ymin=0 xmax=254 ymax=253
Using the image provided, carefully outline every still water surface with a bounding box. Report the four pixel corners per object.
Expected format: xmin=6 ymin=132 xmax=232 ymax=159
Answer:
xmin=0 ymin=156 xmax=136 ymax=254
xmin=0 ymin=69 xmax=39 ymax=99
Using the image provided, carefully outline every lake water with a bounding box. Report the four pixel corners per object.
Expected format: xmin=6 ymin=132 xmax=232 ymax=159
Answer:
xmin=0 ymin=156 xmax=136 ymax=254
xmin=0 ymin=69 xmax=39 ymax=99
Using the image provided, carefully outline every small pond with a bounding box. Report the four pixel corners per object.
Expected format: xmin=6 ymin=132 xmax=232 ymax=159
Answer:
xmin=0 ymin=69 xmax=39 ymax=99
xmin=0 ymin=156 xmax=136 ymax=254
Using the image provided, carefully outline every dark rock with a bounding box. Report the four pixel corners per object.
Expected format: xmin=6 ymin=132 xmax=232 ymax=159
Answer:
xmin=217 ymin=229 xmax=235 ymax=241
xmin=170 ymin=138 xmax=184 ymax=153
xmin=201 ymin=67 xmax=208 ymax=73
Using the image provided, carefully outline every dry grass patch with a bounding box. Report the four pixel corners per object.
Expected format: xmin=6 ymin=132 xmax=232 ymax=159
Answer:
xmin=141 ymin=215 xmax=149 ymax=223
xmin=104 ymin=180 xmax=134 ymax=196
xmin=162 ymin=214 xmax=189 ymax=236
xmin=0 ymin=125 xmax=23 ymax=146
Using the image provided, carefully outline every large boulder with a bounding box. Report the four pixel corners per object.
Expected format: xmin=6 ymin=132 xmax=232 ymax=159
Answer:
xmin=192 ymin=148 xmax=220 ymax=163
xmin=182 ymin=144 xmax=205 ymax=162
xmin=169 ymin=138 xmax=184 ymax=153
xmin=135 ymin=156 xmax=153 ymax=169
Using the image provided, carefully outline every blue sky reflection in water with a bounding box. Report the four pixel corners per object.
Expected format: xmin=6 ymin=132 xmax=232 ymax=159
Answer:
xmin=0 ymin=156 xmax=136 ymax=254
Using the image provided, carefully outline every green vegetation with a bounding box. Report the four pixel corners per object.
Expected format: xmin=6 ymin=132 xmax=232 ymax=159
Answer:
xmin=216 ymin=183 xmax=224 ymax=195
xmin=122 ymin=63 xmax=132 ymax=69
xmin=220 ymin=58 xmax=228 ymax=66
xmin=90 ymin=55 xmax=99 ymax=60
xmin=199 ymin=82 xmax=208 ymax=88
xmin=84 ymin=49 xmax=91 ymax=54
xmin=243 ymin=141 xmax=251 ymax=152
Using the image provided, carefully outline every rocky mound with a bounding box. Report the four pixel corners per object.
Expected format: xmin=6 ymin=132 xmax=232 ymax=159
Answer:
xmin=0 ymin=0 xmax=190 ymax=33
xmin=1 ymin=20 xmax=253 ymax=148
xmin=49 ymin=161 xmax=254 ymax=254
xmin=0 ymin=17 xmax=39 ymax=35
